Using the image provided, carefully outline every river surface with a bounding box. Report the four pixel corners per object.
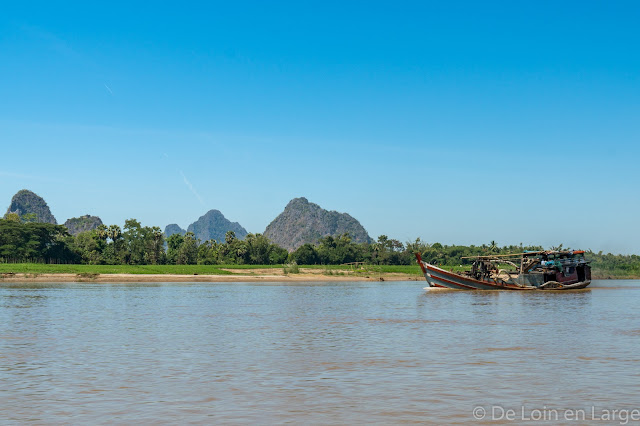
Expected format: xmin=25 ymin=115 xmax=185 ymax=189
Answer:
xmin=1 ymin=280 xmax=639 ymax=424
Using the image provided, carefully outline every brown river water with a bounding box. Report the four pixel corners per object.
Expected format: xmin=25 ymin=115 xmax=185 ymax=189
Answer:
xmin=1 ymin=280 xmax=639 ymax=424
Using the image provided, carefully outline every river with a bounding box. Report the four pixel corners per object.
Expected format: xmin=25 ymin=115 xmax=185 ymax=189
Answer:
xmin=1 ymin=280 xmax=638 ymax=424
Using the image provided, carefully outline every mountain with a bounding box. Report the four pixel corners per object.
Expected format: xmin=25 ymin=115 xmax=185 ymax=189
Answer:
xmin=187 ymin=210 xmax=248 ymax=242
xmin=263 ymin=197 xmax=373 ymax=251
xmin=4 ymin=189 xmax=57 ymax=224
xmin=64 ymin=215 xmax=103 ymax=236
xmin=164 ymin=224 xmax=186 ymax=238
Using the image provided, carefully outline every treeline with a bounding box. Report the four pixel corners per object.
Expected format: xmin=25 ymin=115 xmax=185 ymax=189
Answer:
xmin=0 ymin=216 xmax=288 ymax=266
xmin=588 ymin=251 xmax=640 ymax=278
xmin=0 ymin=216 xmax=75 ymax=262
xmin=286 ymin=235 xmax=541 ymax=266
xmin=0 ymin=216 xmax=291 ymax=265
xmin=166 ymin=231 xmax=288 ymax=265
xmin=1 ymin=216 xmax=640 ymax=277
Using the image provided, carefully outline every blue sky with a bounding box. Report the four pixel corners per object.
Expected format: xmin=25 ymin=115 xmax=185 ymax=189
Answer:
xmin=1 ymin=1 xmax=639 ymax=253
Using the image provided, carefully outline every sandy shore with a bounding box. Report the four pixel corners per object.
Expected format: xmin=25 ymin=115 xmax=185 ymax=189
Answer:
xmin=0 ymin=271 xmax=422 ymax=283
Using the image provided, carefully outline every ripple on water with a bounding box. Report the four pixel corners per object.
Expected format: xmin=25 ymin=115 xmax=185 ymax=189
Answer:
xmin=480 ymin=347 xmax=536 ymax=352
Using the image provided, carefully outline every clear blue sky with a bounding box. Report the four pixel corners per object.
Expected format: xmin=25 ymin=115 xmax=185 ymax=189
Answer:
xmin=1 ymin=1 xmax=638 ymax=253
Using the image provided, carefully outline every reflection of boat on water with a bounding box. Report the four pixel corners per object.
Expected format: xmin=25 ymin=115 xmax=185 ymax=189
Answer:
xmin=416 ymin=250 xmax=591 ymax=290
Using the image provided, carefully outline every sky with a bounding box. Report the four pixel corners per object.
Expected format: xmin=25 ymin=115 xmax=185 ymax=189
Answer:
xmin=1 ymin=1 xmax=639 ymax=254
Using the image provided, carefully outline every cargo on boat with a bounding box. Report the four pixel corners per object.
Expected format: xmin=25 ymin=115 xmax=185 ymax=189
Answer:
xmin=415 ymin=250 xmax=591 ymax=290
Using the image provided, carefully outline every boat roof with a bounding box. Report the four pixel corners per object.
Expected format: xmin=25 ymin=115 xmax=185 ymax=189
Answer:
xmin=461 ymin=250 xmax=585 ymax=260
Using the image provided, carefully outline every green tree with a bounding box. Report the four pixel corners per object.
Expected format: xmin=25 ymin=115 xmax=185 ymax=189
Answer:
xmin=121 ymin=219 xmax=165 ymax=265
xmin=145 ymin=226 xmax=165 ymax=265
xmin=102 ymin=224 xmax=124 ymax=264
xmin=70 ymin=230 xmax=106 ymax=264
xmin=176 ymin=232 xmax=198 ymax=265
xmin=197 ymin=239 xmax=220 ymax=264
xmin=289 ymin=243 xmax=318 ymax=264
xmin=166 ymin=233 xmax=185 ymax=264
xmin=21 ymin=213 xmax=38 ymax=223
xmin=0 ymin=219 xmax=72 ymax=262
xmin=245 ymin=233 xmax=278 ymax=264
xmin=372 ymin=235 xmax=388 ymax=265
xmin=123 ymin=219 xmax=145 ymax=264
xmin=316 ymin=234 xmax=360 ymax=264
xmin=225 ymin=230 xmax=236 ymax=245
xmin=4 ymin=213 xmax=21 ymax=223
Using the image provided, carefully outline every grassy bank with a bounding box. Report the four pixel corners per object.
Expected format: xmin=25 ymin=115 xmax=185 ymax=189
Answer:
xmin=0 ymin=263 xmax=424 ymax=276
xmin=0 ymin=264 xmax=233 ymax=275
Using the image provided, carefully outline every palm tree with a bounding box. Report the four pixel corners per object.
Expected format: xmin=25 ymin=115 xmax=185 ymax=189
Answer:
xmin=96 ymin=224 xmax=108 ymax=240
xmin=225 ymin=230 xmax=236 ymax=245
xmin=149 ymin=227 xmax=164 ymax=264
xmin=107 ymin=225 xmax=122 ymax=243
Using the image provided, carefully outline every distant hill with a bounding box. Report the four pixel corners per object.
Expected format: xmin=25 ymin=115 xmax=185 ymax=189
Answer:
xmin=187 ymin=210 xmax=248 ymax=242
xmin=164 ymin=223 xmax=186 ymax=238
xmin=4 ymin=189 xmax=57 ymax=224
xmin=64 ymin=215 xmax=103 ymax=236
xmin=263 ymin=197 xmax=373 ymax=251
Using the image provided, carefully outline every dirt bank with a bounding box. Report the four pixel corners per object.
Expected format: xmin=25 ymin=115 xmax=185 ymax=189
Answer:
xmin=0 ymin=271 xmax=422 ymax=283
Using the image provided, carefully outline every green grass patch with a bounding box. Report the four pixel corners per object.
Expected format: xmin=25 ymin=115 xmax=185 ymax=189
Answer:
xmin=0 ymin=263 xmax=431 ymax=276
xmin=0 ymin=264 xmax=234 ymax=275
xmin=218 ymin=264 xmax=283 ymax=269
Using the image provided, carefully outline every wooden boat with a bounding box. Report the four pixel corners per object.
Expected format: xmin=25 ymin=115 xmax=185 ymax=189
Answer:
xmin=415 ymin=250 xmax=591 ymax=290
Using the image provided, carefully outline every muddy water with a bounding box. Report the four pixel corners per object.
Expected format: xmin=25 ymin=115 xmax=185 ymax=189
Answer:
xmin=1 ymin=280 xmax=638 ymax=424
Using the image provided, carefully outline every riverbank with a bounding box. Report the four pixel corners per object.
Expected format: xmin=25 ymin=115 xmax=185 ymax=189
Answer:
xmin=0 ymin=273 xmax=421 ymax=283
xmin=0 ymin=268 xmax=421 ymax=283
